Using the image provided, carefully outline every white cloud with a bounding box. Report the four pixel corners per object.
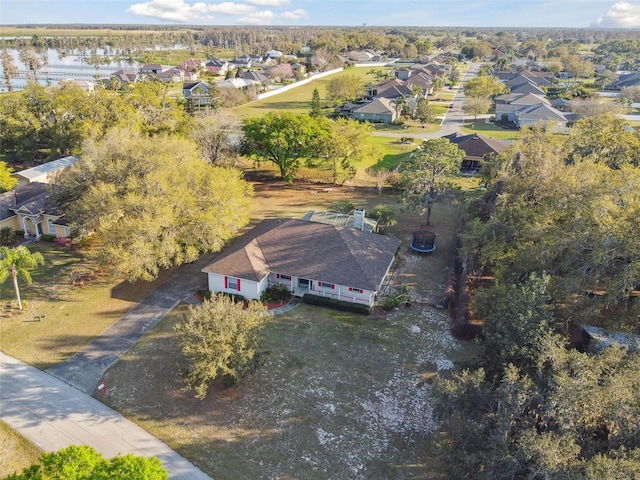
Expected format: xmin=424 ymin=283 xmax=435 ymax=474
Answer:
xmin=208 ymin=1 xmax=255 ymax=14
xmin=596 ymin=1 xmax=640 ymax=27
xmin=245 ymin=0 xmax=289 ymax=6
xmin=238 ymin=9 xmax=275 ymax=24
xmin=128 ymin=0 xmax=254 ymax=22
xmin=279 ymin=8 xmax=308 ymax=21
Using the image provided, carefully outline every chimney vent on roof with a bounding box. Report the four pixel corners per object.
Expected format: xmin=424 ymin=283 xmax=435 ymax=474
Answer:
xmin=353 ymin=209 xmax=365 ymax=231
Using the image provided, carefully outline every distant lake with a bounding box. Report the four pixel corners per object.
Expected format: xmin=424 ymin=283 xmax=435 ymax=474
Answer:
xmin=0 ymin=48 xmax=144 ymax=92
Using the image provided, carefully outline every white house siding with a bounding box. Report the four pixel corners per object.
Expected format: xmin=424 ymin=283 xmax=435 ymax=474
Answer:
xmin=308 ymin=281 xmax=374 ymax=306
xmin=269 ymin=272 xmax=373 ymax=306
xmin=207 ymin=272 xmax=266 ymax=300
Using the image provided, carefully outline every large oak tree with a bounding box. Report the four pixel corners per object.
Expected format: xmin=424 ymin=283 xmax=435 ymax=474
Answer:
xmin=52 ymin=128 xmax=253 ymax=282
xmin=241 ymin=112 xmax=328 ymax=183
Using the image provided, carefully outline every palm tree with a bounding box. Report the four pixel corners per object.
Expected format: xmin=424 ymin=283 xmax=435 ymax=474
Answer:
xmin=0 ymin=246 xmax=44 ymax=310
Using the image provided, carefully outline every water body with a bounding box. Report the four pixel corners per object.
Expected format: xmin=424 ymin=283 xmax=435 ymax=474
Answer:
xmin=0 ymin=48 xmax=144 ymax=92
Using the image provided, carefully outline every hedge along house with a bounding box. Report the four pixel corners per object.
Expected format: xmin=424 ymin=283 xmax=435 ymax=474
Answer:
xmin=202 ymin=218 xmax=401 ymax=308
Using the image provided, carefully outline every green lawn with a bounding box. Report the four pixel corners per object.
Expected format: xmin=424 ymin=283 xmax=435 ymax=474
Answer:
xmin=461 ymin=120 xmax=521 ymax=141
xmin=231 ymin=67 xmax=394 ymax=119
xmin=367 ymin=136 xmax=415 ymax=171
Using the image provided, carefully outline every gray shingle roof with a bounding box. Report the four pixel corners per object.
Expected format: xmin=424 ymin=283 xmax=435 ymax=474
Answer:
xmin=202 ymin=218 xmax=400 ymax=291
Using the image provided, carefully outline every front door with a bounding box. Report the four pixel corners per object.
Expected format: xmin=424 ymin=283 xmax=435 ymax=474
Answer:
xmin=298 ymin=278 xmax=309 ymax=289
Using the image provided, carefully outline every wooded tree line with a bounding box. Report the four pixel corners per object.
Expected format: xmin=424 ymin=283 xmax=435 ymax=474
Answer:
xmin=463 ymin=115 xmax=640 ymax=328
xmin=433 ymin=116 xmax=640 ymax=478
xmin=0 ymin=82 xmax=191 ymax=160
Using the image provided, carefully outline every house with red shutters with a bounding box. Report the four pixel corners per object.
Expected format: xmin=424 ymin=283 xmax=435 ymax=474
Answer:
xmin=201 ymin=217 xmax=400 ymax=308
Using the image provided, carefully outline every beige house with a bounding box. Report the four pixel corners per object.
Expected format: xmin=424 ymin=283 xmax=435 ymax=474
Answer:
xmin=0 ymin=182 xmax=70 ymax=240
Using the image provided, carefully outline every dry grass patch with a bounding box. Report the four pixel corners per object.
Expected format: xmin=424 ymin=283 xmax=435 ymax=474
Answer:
xmin=0 ymin=420 xmax=41 ymax=478
xmin=0 ymin=243 xmax=175 ymax=369
xmin=100 ymin=302 xmax=459 ymax=480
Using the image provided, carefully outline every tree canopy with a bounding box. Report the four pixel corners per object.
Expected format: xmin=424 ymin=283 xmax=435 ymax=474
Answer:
xmin=463 ymin=74 xmax=507 ymax=99
xmin=175 ymin=294 xmax=269 ymax=399
xmin=51 ymin=128 xmax=253 ymax=282
xmin=6 ymin=445 xmax=168 ymax=480
xmin=401 ymin=138 xmax=464 ymax=226
xmin=317 ymin=118 xmax=378 ymax=185
xmin=241 ymin=112 xmax=328 ymax=182
xmin=0 ymin=161 xmax=18 ymax=192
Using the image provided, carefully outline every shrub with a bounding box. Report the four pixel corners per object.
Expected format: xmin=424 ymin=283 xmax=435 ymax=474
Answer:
xmin=14 ymin=229 xmax=24 ymax=237
xmin=382 ymin=296 xmax=401 ymax=311
xmin=370 ymin=205 xmax=397 ymax=227
xmin=39 ymin=234 xmax=56 ymax=242
xmin=0 ymin=227 xmax=15 ymax=245
xmin=302 ymin=293 xmax=371 ymax=315
xmin=201 ymin=290 xmax=245 ymax=303
xmin=260 ymin=284 xmax=291 ymax=303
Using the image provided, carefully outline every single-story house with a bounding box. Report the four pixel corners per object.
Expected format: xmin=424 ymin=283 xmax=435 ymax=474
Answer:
xmin=216 ymin=78 xmax=258 ymax=90
xmin=494 ymin=92 xmax=550 ymax=122
xmin=110 ymin=69 xmax=139 ymax=84
xmin=201 ymin=218 xmax=401 ymax=308
xmin=514 ymin=103 xmax=568 ymax=131
xmin=241 ymin=70 xmax=270 ymax=84
xmin=609 ymin=72 xmax=640 ymax=90
xmin=265 ymin=49 xmax=283 ymax=59
xmin=230 ymin=56 xmax=252 ymax=70
xmin=205 ymin=58 xmax=231 ymax=76
xmin=138 ymin=63 xmax=173 ymax=75
xmin=0 ymin=182 xmax=70 ymax=240
xmin=13 ymin=155 xmax=78 ymax=186
xmin=157 ymin=67 xmax=185 ymax=83
xmin=183 ymin=81 xmax=213 ymax=106
xmin=177 ymin=58 xmax=205 ymax=73
xmin=443 ymin=133 xmax=509 ymax=173
xmin=351 ymin=98 xmax=398 ymax=124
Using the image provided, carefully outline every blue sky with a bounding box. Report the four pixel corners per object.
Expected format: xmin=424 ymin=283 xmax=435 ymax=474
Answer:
xmin=1 ymin=0 xmax=640 ymax=28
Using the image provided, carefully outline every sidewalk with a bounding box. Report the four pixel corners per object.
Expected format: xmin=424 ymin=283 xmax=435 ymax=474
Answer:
xmin=0 ymin=352 xmax=212 ymax=480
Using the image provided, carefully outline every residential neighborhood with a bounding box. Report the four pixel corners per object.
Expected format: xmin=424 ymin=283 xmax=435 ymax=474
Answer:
xmin=1 ymin=18 xmax=640 ymax=480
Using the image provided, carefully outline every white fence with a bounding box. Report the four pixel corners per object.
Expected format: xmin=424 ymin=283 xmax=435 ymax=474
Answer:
xmin=256 ymin=67 xmax=344 ymax=101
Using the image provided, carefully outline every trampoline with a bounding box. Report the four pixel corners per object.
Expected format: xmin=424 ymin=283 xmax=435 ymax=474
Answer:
xmin=410 ymin=230 xmax=436 ymax=253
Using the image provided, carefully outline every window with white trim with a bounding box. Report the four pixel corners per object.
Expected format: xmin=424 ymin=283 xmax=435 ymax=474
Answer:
xmin=225 ymin=276 xmax=241 ymax=291
xmin=47 ymin=219 xmax=55 ymax=234
xmin=318 ymin=282 xmax=334 ymax=289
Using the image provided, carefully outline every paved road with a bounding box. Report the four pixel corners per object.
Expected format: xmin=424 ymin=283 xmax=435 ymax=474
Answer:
xmin=0 ymin=352 xmax=212 ymax=479
xmin=373 ymin=61 xmax=482 ymax=141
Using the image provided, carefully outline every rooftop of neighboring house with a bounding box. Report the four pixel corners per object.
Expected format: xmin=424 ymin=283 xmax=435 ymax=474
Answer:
xmin=352 ymin=97 xmax=396 ymax=115
xmin=0 ymin=182 xmax=54 ymax=221
xmin=443 ymin=132 xmax=509 ymax=159
xmin=14 ymin=156 xmax=79 ymax=183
